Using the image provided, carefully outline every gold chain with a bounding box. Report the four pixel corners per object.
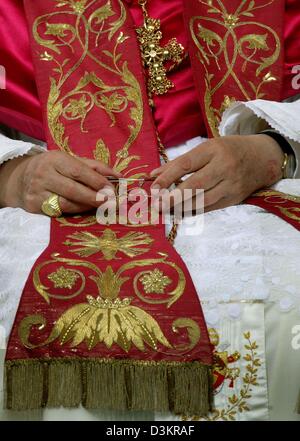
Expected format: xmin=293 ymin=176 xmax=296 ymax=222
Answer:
xmin=156 ymin=132 xmax=178 ymax=245
xmin=138 ymin=0 xmax=148 ymax=15
xmin=137 ymin=1 xmax=180 ymax=244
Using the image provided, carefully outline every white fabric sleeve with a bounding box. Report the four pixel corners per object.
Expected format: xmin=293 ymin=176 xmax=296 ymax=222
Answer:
xmin=219 ymin=99 xmax=300 ymax=178
xmin=0 ymin=131 xmax=46 ymax=166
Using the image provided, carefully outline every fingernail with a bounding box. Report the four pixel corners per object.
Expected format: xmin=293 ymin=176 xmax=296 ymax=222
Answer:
xmin=151 ymin=183 xmax=161 ymax=190
xmin=97 ymin=185 xmax=115 ymax=202
xmin=150 ymin=168 xmax=160 ymax=177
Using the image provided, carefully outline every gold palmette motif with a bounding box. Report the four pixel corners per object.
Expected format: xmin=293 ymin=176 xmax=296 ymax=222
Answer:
xmin=190 ymin=0 xmax=281 ymax=136
xmin=21 ymin=253 xmax=198 ymax=354
xmin=136 ymin=0 xmax=185 ymax=99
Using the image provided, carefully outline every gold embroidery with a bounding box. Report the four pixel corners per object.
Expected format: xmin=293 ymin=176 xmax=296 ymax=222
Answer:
xmin=34 ymin=259 xmax=86 ymax=304
xmin=133 ymin=261 xmax=186 ymax=308
xmin=64 ymin=229 xmax=153 ymax=259
xmin=140 ymin=269 xmax=172 ymax=294
xmin=172 ymin=318 xmax=201 ymax=352
xmin=23 ymin=252 xmax=194 ymax=355
xmin=57 ymin=215 xmax=97 ymax=227
xmin=51 ymin=294 xmax=172 ymax=351
xmin=48 ymin=266 xmax=80 ymax=289
xmin=276 ymin=206 xmax=300 ymax=223
xmin=33 ymin=0 xmax=144 ymax=173
xmin=183 ymin=330 xmax=261 ymax=421
xmin=251 ymin=190 xmax=300 ymax=224
xmin=208 ymin=328 xmax=240 ymax=390
xmin=254 ymin=189 xmax=300 ymax=204
xmin=190 ymin=0 xmax=281 ymax=136
xmin=22 ymin=262 xmax=173 ymax=352
xmin=34 ymin=252 xmax=185 ymax=306
xmin=93 ymin=138 xmax=111 ymax=165
xmin=136 ymin=0 xmax=184 ymax=98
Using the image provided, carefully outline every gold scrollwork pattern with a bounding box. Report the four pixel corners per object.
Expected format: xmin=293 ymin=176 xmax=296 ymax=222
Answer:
xmin=190 ymin=0 xmax=281 ymax=136
xmin=34 ymin=0 xmax=146 ymax=177
xmin=252 ymin=189 xmax=300 ymax=224
xmin=253 ymin=189 xmax=300 ymax=204
xmin=20 ymin=253 xmax=201 ymax=354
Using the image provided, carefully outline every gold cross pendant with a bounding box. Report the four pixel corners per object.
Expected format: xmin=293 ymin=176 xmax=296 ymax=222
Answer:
xmin=136 ymin=3 xmax=185 ymax=99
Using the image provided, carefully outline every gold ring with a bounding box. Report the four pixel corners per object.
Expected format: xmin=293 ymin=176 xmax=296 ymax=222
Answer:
xmin=41 ymin=193 xmax=62 ymax=218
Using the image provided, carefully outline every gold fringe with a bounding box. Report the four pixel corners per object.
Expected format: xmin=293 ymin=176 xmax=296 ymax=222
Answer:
xmin=5 ymin=358 xmax=212 ymax=415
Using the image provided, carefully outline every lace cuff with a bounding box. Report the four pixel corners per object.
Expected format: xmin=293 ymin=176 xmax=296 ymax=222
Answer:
xmin=0 ymin=131 xmax=46 ymax=166
xmin=219 ymin=98 xmax=300 ymax=178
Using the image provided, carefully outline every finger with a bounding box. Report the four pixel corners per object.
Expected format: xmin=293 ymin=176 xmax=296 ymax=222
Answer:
xmin=175 ymin=162 xmax=223 ymax=194
xmin=46 ymin=172 xmax=103 ymax=208
xmin=37 ymin=191 xmax=91 ymax=215
xmin=203 ymin=180 xmax=227 ymax=208
xmin=79 ymin=158 xmax=122 ymax=178
xmin=162 ymin=163 xmax=223 ymax=213
xmin=179 ymin=181 xmax=232 ymax=215
xmin=150 ymin=161 xmax=169 ymax=178
xmin=54 ymin=154 xmax=114 ymax=192
xmin=150 ymin=148 xmax=212 ymax=190
xmin=58 ymin=196 xmax=91 ymax=214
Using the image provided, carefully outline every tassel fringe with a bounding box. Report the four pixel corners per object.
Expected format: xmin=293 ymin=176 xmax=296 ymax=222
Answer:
xmin=5 ymin=358 xmax=212 ymax=415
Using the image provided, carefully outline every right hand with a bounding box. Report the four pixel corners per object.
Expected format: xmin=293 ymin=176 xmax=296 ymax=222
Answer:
xmin=0 ymin=151 xmax=121 ymax=214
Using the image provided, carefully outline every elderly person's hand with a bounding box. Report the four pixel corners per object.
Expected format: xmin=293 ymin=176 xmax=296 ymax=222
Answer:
xmin=150 ymin=134 xmax=284 ymax=212
xmin=0 ymin=151 xmax=120 ymax=214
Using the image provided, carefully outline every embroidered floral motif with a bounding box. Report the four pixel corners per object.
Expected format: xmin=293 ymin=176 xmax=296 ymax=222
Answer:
xmin=48 ymin=266 xmax=80 ymax=289
xmin=140 ymin=269 xmax=172 ymax=294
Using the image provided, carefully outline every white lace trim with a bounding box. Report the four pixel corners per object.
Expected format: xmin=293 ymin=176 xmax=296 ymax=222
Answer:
xmin=0 ymin=132 xmax=46 ymax=166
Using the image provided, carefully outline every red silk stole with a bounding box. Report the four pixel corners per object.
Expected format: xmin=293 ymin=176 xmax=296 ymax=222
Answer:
xmin=5 ymin=0 xmax=213 ymax=414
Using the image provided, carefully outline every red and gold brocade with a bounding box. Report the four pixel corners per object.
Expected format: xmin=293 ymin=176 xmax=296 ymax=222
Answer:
xmin=1 ymin=0 xmax=299 ymax=144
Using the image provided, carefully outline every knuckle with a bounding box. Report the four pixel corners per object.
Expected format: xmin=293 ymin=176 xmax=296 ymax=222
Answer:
xmin=178 ymin=155 xmax=192 ymax=173
xmin=24 ymin=175 xmax=38 ymax=197
xmin=191 ymin=176 xmax=203 ymax=189
xmin=32 ymin=158 xmax=48 ymax=179
xmin=69 ymin=165 xmax=83 ymax=180
xmin=94 ymin=175 xmax=107 ymax=189
xmin=23 ymin=193 xmax=37 ymax=213
xmin=221 ymin=147 xmax=237 ymax=172
xmin=156 ymin=176 xmax=170 ymax=188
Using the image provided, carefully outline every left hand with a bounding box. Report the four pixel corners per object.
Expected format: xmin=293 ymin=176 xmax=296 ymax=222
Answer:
xmin=150 ymin=134 xmax=284 ymax=212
